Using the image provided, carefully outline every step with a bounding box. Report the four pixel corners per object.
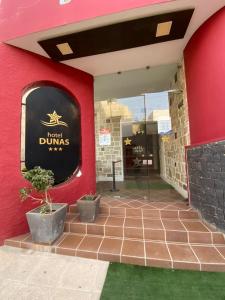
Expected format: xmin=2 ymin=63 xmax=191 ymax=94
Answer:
xmin=5 ymin=232 xmax=225 ymax=272
xmin=64 ymin=213 xmax=225 ymax=246
xmin=4 ymin=200 xmax=225 ymax=272
xmin=69 ymin=202 xmax=200 ymax=220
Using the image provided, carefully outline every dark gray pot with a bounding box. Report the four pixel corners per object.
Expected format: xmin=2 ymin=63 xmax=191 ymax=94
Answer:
xmin=26 ymin=203 xmax=68 ymax=244
xmin=77 ymin=195 xmax=101 ymax=223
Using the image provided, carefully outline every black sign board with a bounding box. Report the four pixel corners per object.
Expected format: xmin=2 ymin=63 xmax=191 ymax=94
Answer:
xmin=25 ymin=85 xmax=81 ymax=184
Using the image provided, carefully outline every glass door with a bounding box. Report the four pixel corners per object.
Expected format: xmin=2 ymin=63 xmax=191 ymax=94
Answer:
xmin=95 ymin=93 xmax=170 ymax=200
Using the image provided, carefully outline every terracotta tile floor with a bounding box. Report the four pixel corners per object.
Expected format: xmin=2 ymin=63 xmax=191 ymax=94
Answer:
xmin=5 ymin=198 xmax=225 ymax=272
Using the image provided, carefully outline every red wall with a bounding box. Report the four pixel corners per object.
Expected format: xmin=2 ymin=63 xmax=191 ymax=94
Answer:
xmin=0 ymin=44 xmax=95 ymax=245
xmin=0 ymin=0 xmax=174 ymax=41
xmin=184 ymin=7 xmax=225 ymax=145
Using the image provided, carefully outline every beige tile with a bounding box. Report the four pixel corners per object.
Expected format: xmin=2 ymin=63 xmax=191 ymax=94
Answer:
xmin=53 ymin=288 xmax=92 ymax=300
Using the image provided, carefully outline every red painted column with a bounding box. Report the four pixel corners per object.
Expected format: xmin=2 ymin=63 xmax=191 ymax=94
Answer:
xmin=184 ymin=7 xmax=225 ymax=145
xmin=0 ymin=44 xmax=95 ymax=245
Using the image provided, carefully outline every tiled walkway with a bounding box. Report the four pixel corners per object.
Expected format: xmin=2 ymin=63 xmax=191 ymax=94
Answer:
xmin=96 ymin=176 xmax=185 ymax=202
xmin=5 ymin=198 xmax=225 ymax=272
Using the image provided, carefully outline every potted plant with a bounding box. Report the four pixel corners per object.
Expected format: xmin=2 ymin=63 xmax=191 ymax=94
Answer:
xmin=20 ymin=166 xmax=68 ymax=244
xmin=77 ymin=194 xmax=101 ymax=223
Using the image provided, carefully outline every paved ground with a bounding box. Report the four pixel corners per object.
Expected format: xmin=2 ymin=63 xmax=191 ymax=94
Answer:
xmin=0 ymin=246 xmax=109 ymax=300
xmin=96 ymin=175 xmax=185 ymax=202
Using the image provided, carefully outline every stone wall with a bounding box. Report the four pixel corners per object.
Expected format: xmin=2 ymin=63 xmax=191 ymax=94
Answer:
xmin=187 ymin=141 xmax=225 ymax=232
xmin=159 ymin=62 xmax=190 ymax=198
xmin=95 ymin=101 xmax=124 ymax=181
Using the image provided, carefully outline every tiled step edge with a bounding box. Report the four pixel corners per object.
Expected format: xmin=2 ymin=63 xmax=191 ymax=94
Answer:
xmin=64 ymin=220 xmax=225 ymax=245
xmin=69 ymin=205 xmax=200 ymax=219
xmin=4 ymin=233 xmax=225 ymax=272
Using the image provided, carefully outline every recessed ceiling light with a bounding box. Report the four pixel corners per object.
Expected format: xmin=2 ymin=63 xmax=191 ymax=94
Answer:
xmin=156 ymin=21 xmax=173 ymax=37
xmin=56 ymin=42 xmax=73 ymax=55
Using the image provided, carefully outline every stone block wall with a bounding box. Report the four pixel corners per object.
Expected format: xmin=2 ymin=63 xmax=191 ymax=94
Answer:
xmin=159 ymin=62 xmax=190 ymax=197
xmin=187 ymin=141 xmax=225 ymax=232
xmin=95 ymin=101 xmax=123 ymax=181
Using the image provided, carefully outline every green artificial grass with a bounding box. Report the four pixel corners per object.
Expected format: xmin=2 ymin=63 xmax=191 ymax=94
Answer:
xmin=101 ymin=263 xmax=225 ymax=300
xmin=125 ymin=182 xmax=174 ymax=190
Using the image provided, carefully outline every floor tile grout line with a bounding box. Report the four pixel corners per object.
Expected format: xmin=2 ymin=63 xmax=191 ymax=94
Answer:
xmin=160 ymin=217 xmax=173 ymax=268
xmin=56 ymin=245 xmax=225 ymax=266
xmin=210 ymin=231 xmax=213 ymax=245
xmin=141 ymin=208 xmax=147 ymax=267
xmin=215 ymin=246 xmax=225 ymax=260
xmin=69 ymin=221 xmax=71 ymax=233
xmin=96 ymin=237 xmax=105 ymax=260
xmin=56 ymin=232 xmax=70 ymax=248
xmin=189 ymin=244 xmax=202 ymax=271
xmin=213 ymin=245 xmax=225 ymax=260
xmin=179 ymin=219 xmax=189 ymax=244
xmin=199 ymin=221 xmax=211 ymax=233
xmin=16 ymin=232 xmax=225 ymax=248
xmin=74 ymin=234 xmax=87 ymax=256
xmin=104 ymin=216 xmax=109 ymax=238
xmin=119 ymin=208 xmax=126 ymax=263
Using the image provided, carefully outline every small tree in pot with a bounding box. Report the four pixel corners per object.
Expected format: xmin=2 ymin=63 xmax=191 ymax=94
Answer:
xmin=77 ymin=193 xmax=101 ymax=223
xmin=20 ymin=166 xmax=67 ymax=244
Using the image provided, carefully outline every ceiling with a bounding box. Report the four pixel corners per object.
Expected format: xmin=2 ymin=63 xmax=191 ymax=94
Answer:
xmin=94 ymin=64 xmax=178 ymax=100
xmin=38 ymin=9 xmax=194 ymax=61
xmin=5 ymin=0 xmax=225 ymax=100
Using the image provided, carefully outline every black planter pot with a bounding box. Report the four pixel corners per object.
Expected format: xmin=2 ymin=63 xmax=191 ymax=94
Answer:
xmin=77 ymin=195 xmax=101 ymax=223
xmin=26 ymin=203 xmax=68 ymax=244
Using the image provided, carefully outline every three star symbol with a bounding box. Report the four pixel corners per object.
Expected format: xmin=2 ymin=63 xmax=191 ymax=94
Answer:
xmin=48 ymin=147 xmax=63 ymax=152
xmin=124 ymin=137 xmax=132 ymax=145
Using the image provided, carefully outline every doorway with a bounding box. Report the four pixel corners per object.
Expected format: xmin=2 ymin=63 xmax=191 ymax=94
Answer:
xmin=95 ymin=93 xmax=184 ymax=201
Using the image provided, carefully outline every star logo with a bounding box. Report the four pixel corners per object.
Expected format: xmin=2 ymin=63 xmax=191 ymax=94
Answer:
xmin=48 ymin=147 xmax=53 ymax=151
xmin=41 ymin=110 xmax=68 ymax=127
xmin=124 ymin=137 xmax=132 ymax=145
xmin=133 ymin=157 xmax=142 ymax=167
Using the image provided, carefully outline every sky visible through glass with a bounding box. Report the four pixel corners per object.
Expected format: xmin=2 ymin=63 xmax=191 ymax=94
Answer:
xmin=117 ymin=92 xmax=169 ymax=121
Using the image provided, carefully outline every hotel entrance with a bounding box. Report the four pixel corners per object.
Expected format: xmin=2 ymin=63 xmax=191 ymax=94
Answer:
xmin=95 ymin=93 xmax=183 ymax=202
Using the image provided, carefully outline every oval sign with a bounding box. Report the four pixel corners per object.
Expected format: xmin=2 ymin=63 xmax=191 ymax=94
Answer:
xmin=24 ymin=85 xmax=81 ymax=184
